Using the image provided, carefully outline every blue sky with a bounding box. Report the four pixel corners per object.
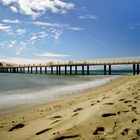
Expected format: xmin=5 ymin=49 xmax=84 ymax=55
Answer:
xmin=0 ymin=0 xmax=140 ymax=63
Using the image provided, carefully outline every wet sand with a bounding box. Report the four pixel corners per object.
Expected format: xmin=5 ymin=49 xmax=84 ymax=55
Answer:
xmin=0 ymin=75 xmax=140 ymax=140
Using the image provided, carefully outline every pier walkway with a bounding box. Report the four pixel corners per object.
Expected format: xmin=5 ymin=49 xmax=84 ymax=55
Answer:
xmin=0 ymin=58 xmax=140 ymax=75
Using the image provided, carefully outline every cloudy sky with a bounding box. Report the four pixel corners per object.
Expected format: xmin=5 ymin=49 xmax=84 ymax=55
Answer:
xmin=0 ymin=0 xmax=140 ymax=63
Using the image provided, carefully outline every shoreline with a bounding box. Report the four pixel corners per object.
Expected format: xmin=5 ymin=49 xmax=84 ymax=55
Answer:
xmin=0 ymin=75 xmax=119 ymax=115
xmin=0 ymin=75 xmax=140 ymax=140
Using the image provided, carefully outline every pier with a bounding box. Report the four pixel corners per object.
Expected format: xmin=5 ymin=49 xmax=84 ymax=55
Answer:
xmin=0 ymin=58 xmax=140 ymax=75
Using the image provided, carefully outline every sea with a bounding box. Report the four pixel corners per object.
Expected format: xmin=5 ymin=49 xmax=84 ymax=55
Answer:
xmin=0 ymin=70 xmax=132 ymax=114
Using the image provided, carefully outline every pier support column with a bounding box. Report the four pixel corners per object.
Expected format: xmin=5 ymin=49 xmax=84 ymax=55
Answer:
xmin=45 ymin=67 xmax=47 ymax=74
xmin=109 ymin=65 xmax=111 ymax=75
xmin=75 ymin=66 xmax=77 ymax=75
xmin=58 ymin=66 xmax=61 ymax=75
xmin=35 ymin=67 xmax=37 ymax=74
xmin=87 ymin=65 xmax=89 ymax=75
xmin=51 ymin=67 xmax=53 ymax=74
xmin=70 ymin=66 xmax=72 ymax=75
xmin=31 ymin=67 xmax=33 ymax=74
xmin=56 ymin=66 xmax=58 ymax=75
xmin=104 ymin=65 xmax=107 ymax=75
xmin=82 ymin=65 xmax=84 ymax=75
xmin=133 ymin=64 xmax=136 ymax=75
xmin=13 ymin=68 xmax=16 ymax=73
xmin=65 ymin=66 xmax=67 ymax=75
xmin=137 ymin=64 xmax=139 ymax=75
xmin=28 ymin=67 xmax=30 ymax=74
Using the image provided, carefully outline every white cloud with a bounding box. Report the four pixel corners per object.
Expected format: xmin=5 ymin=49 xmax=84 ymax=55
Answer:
xmin=16 ymin=28 xmax=26 ymax=35
xmin=53 ymin=31 xmax=62 ymax=41
xmin=16 ymin=41 xmax=26 ymax=55
xmin=29 ymin=33 xmax=38 ymax=45
xmin=50 ymin=29 xmax=62 ymax=41
xmin=35 ymin=52 xmax=70 ymax=58
xmin=0 ymin=40 xmax=26 ymax=55
xmin=66 ymin=27 xmax=83 ymax=31
xmin=31 ymin=21 xmax=62 ymax=28
xmin=0 ymin=0 xmax=74 ymax=19
xmin=8 ymin=40 xmax=16 ymax=48
xmin=79 ymin=15 xmax=97 ymax=20
xmin=0 ymin=24 xmax=11 ymax=30
xmin=0 ymin=40 xmax=16 ymax=48
xmin=38 ymin=31 xmax=48 ymax=38
xmin=30 ymin=34 xmax=37 ymax=41
xmin=2 ymin=19 xmax=20 ymax=23
xmin=0 ymin=57 xmax=63 ymax=64
xmin=1 ymin=0 xmax=12 ymax=5
xmin=31 ymin=21 xmax=83 ymax=31
xmin=10 ymin=6 xmax=17 ymax=12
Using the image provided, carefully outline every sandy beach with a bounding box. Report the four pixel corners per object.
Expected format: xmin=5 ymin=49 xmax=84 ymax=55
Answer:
xmin=0 ymin=75 xmax=140 ymax=140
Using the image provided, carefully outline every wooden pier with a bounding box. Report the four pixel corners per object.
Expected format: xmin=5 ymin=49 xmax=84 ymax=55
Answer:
xmin=0 ymin=58 xmax=140 ymax=75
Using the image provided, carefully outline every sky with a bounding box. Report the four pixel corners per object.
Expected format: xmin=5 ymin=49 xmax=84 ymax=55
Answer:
xmin=0 ymin=0 xmax=140 ymax=64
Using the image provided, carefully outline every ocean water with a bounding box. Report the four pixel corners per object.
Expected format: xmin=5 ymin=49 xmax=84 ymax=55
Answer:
xmin=0 ymin=73 xmax=119 ymax=113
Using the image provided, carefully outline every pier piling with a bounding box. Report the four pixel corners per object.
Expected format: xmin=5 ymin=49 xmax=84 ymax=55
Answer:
xmin=104 ymin=65 xmax=106 ymax=75
xmin=137 ymin=64 xmax=139 ymax=75
xmin=87 ymin=65 xmax=89 ymax=75
xmin=133 ymin=64 xmax=136 ymax=75
xmin=109 ymin=65 xmax=111 ymax=75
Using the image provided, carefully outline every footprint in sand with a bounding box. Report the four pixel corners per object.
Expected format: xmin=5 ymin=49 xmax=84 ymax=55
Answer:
xmin=117 ymin=110 xmax=130 ymax=115
xmin=102 ymin=113 xmax=116 ymax=117
xmin=91 ymin=103 xmax=95 ymax=106
xmin=91 ymin=101 xmax=95 ymax=106
xmin=93 ymin=127 xmax=105 ymax=135
xmin=51 ymin=120 xmax=60 ymax=125
xmin=121 ymin=128 xmax=132 ymax=136
xmin=51 ymin=116 xmax=62 ymax=120
xmin=118 ymin=98 xmax=125 ymax=101
xmin=36 ymin=128 xmax=52 ymax=135
xmin=136 ymin=129 xmax=140 ymax=136
xmin=0 ymin=126 xmax=4 ymax=128
xmin=134 ymin=100 xmax=138 ymax=104
xmin=124 ymin=100 xmax=132 ymax=104
xmin=72 ymin=113 xmax=78 ymax=117
xmin=54 ymin=134 xmax=81 ymax=140
xmin=73 ymin=107 xmax=83 ymax=112
xmin=103 ymin=103 xmax=114 ymax=105
xmin=132 ymin=107 xmax=137 ymax=111
xmin=131 ymin=118 xmax=138 ymax=124
xmin=128 ymin=104 xmax=133 ymax=107
xmin=9 ymin=123 xmax=25 ymax=131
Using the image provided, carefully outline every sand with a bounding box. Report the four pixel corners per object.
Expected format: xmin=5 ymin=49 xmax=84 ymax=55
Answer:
xmin=0 ymin=75 xmax=140 ymax=140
